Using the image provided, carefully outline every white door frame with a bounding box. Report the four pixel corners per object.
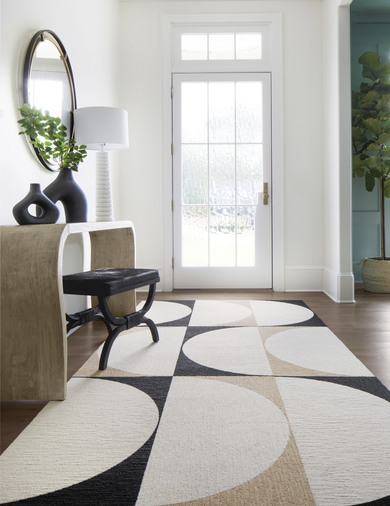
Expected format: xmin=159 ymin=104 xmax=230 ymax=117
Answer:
xmin=161 ymin=13 xmax=284 ymax=292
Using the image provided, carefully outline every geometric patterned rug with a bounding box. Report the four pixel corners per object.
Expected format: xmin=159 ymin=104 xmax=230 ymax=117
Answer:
xmin=1 ymin=300 xmax=390 ymax=505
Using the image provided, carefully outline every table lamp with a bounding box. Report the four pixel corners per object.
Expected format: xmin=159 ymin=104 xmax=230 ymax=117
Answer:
xmin=74 ymin=106 xmax=129 ymax=221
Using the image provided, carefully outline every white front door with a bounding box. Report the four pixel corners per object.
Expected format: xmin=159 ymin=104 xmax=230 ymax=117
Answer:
xmin=172 ymin=73 xmax=272 ymax=289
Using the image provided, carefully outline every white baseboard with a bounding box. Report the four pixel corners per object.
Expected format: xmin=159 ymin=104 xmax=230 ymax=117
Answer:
xmin=323 ymin=268 xmax=355 ymax=303
xmin=136 ymin=267 xmax=355 ymax=302
xmin=284 ymin=267 xmax=324 ymax=292
xmin=284 ymin=267 xmax=355 ymax=303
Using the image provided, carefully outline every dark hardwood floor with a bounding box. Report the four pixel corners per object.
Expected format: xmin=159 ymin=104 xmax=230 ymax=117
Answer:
xmin=1 ymin=285 xmax=390 ymax=454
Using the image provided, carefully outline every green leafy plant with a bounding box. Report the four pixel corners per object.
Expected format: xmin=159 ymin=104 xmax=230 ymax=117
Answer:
xmin=17 ymin=103 xmax=87 ymax=171
xmin=352 ymin=51 xmax=390 ymax=260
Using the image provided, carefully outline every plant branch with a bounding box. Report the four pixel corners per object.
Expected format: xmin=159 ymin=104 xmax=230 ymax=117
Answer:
xmin=17 ymin=104 xmax=87 ymax=171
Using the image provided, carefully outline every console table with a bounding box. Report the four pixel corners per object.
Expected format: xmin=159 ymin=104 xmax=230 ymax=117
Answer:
xmin=1 ymin=222 xmax=136 ymax=401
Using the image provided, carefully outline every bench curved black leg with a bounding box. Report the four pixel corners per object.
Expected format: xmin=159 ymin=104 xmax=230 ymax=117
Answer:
xmin=99 ymin=325 xmax=124 ymax=371
xmin=141 ymin=316 xmax=159 ymax=343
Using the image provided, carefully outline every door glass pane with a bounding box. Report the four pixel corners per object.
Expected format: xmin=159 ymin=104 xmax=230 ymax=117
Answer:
xmin=209 ymin=82 xmax=235 ymax=143
xmin=177 ymin=75 xmax=267 ymax=272
xmin=237 ymin=206 xmax=255 ymax=266
xmin=182 ymin=34 xmax=207 ymax=60
xmin=182 ymin=82 xmax=208 ymax=143
xmin=182 ymin=206 xmax=208 ymax=266
xmin=210 ymin=206 xmax=235 ymax=266
xmin=236 ymin=144 xmax=263 ymax=205
xmin=182 ymin=144 xmax=208 ymax=205
xmin=236 ymin=82 xmax=262 ymax=143
xmin=209 ymin=144 xmax=235 ymax=205
xmin=236 ymin=34 xmax=262 ymax=60
xmin=209 ymin=33 xmax=234 ymax=60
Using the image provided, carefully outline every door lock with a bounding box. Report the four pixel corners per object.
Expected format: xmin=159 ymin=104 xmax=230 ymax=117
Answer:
xmin=263 ymin=182 xmax=269 ymax=205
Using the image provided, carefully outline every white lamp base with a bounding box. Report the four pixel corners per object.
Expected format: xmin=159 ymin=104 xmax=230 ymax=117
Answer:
xmin=95 ymin=151 xmax=114 ymax=221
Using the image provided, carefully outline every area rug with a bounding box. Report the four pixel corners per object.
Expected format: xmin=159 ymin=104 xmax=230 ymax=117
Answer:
xmin=1 ymin=300 xmax=390 ymax=506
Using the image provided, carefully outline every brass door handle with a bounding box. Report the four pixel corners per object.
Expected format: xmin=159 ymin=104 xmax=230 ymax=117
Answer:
xmin=263 ymin=182 xmax=269 ymax=205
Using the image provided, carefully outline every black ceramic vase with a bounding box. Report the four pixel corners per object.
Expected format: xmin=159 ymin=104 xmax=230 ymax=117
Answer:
xmin=12 ymin=183 xmax=60 ymax=225
xmin=44 ymin=167 xmax=87 ymax=223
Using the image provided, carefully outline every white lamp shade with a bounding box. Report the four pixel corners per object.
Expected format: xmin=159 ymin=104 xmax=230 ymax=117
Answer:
xmin=74 ymin=106 xmax=129 ymax=150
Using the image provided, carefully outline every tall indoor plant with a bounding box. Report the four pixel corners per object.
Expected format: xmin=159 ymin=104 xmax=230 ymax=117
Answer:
xmin=352 ymin=51 xmax=390 ymax=292
xmin=17 ymin=103 xmax=88 ymax=222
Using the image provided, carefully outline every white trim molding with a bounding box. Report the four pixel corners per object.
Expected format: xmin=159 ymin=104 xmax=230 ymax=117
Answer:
xmin=284 ymin=266 xmax=355 ymax=302
xmin=161 ymin=12 xmax=284 ymax=292
xmin=284 ymin=266 xmax=324 ymax=293
xmin=323 ymin=268 xmax=355 ymax=303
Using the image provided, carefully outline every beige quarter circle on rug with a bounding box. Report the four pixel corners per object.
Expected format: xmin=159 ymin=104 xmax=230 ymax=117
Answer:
xmin=97 ymin=326 xmax=186 ymax=376
xmin=183 ymin=326 xmax=272 ymax=375
xmin=250 ymin=301 xmax=314 ymax=326
xmin=74 ymin=326 xmax=186 ymax=378
xmin=265 ymin=327 xmax=374 ymax=376
xmin=136 ymin=300 xmax=192 ymax=324
xmin=189 ymin=300 xmax=254 ymax=326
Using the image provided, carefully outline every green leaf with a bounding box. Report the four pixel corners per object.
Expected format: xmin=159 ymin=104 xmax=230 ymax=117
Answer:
xmin=360 ymin=90 xmax=380 ymax=109
xmin=363 ymin=117 xmax=383 ymax=136
xmin=381 ymin=146 xmax=390 ymax=157
xmin=366 ymin=155 xmax=379 ymax=166
xmin=379 ymin=133 xmax=390 ymax=144
xmin=352 ymin=127 xmax=365 ymax=140
xmin=385 ymin=179 xmax=390 ymax=198
xmin=367 ymin=143 xmax=381 ymax=151
xmin=355 ymin=167 xmax=364 ymax=177
xmin=352 ymin=109 xmax=365 ymax=118
xmin=378 ymin=83 xmax=390 ymax=94
xmin=376 ymin=94 xmax=390 ymax=112
xmin=369 ymin=166 xmax=385 ymax=177
xmin=365 ymin=172 xmax=376 ymax=191
xmin=359 ymin=51 xmax=383 ymax=81
xmin=360 ymin=80 xmax=381 ymax=93
xmin=351 ymin=91 xmax=359 ymax=109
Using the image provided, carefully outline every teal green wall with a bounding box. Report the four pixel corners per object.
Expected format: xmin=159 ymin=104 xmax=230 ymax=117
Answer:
xmin=351 ymin=18 xmax=390 ymax=282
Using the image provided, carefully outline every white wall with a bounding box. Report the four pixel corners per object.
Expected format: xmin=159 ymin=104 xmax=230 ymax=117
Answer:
xmin=0 ymin=0 xmax=122 ymax=226
xmin=118 ymin=0 xmax=324 ymax=292
xmin=322 ymin=0 xmax=355 ymax=302
xmin=1 ymin=0 xmax=354 ymax=301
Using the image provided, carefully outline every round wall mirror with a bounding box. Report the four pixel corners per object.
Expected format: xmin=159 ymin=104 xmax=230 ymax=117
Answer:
xmin=22 ymin=30 xmax=77 ymax=171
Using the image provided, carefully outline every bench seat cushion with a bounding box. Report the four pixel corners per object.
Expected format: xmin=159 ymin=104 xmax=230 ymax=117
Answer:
xmin=63 ymin=268 xmax=160 ymax=296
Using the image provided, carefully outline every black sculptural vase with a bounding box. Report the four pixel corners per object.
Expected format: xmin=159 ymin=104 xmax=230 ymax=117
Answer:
xmin=12 ymin=183 xmax=60 ymax=225
xmin=44 ymin=167 xmax=87 ymax=223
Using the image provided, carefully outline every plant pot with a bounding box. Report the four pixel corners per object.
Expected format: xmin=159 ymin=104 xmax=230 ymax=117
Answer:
xmin=359 ymin=257 xmax=390 ymax=293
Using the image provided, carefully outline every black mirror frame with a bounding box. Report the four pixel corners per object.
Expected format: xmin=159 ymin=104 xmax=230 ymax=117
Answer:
xmin=22 ymin=29 xmax=77 ymax=172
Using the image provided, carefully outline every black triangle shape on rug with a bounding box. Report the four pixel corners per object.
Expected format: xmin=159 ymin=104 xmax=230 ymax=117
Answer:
xmin=353 ymin=494 xmax=390 ymax=506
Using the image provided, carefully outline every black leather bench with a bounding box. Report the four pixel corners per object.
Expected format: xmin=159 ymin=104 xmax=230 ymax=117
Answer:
xmin=63 ymin=268 xmax=160 ymax=370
